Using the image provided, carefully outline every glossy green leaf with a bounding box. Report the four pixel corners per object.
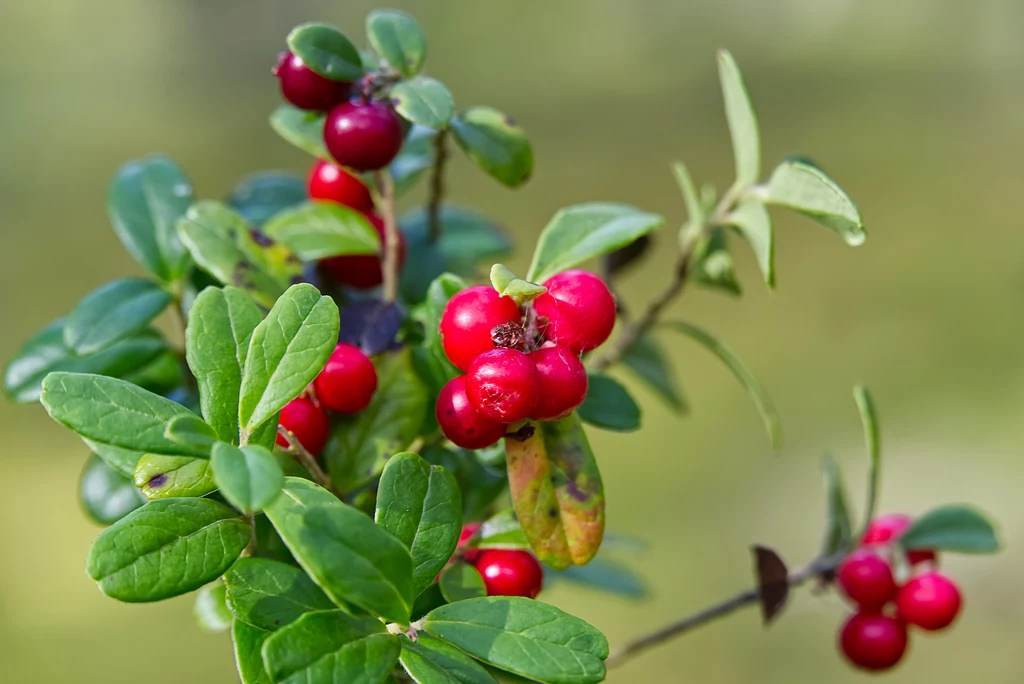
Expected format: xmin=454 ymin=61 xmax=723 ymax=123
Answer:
xmin=549 ymin=556 xmax=649 ymax=599
xmin=717 ymin=50 xmax=760 ymax=187
xmin=391 ymin=78 xmax=454 ymax=130
xmin=726 ymin=197 xmax=774 ymax=288
xmin=853 ymin=385 xmax=881 ymax=529
xmin=107 ymin=156 xmax=194 ymax=282
xmin=526 ymin=203 xmax=664 ymax=284
xmin=620 ymin=335 xmax=686 ymax=413
xmin=85 ymin=439 xmax=145 ymax=479
xmin=239 ymin=284 xmax=340 ymax=435
xmin=451 ymin=107 xmax=533 ymax=188
xmin=64 ymin=278 xmax=171 ymax=355
xmin=225 ymin=557 xmax=335 ymax=632
xmin=474 ymin=509 xmax=529 ymax=550
xmin=420 ymin=445 xmax=506 ymax=523
xmin=367 ymin=9 xmax=427 ymax=78
xmin=212 ymin=443 xmax=285 ymax=514
xmin=488 ymin=263 xmax=545 ymax=301
xmin=820 ymin=454 xmax=853 ymax=556
xmin=227 ymin=172 xmax=307 ymax=227
xmin=120 ymin=349 xmax=185 ymax=396
xmin=195 ymin=581 xmax=233 ymax=632
xmin=86 ymin=498 xmax=250 ymax=602
xmin=898 ymin=505 xmax=1000 ymax=554
xmin=391 ymin=125 xmax=438 ymax=196
xmin=577 ymin=373 xmax=640 ymax=432
xmin=423 ymin=597 xmax=608 ymax=684
xmin=766 ymin=160 xmax=866 ymax=246
xmin=270 ymin=105 xmax=329 ymax=160
xmin=134 ymin=454 xmax=217 ymax=499
xmin=286 ymin=23 xmax=363 ymax=81
xmin=692 ymin=226 xmax=741 ymax=296
xmin=262 ymin=610 xmax=400 ymax=684
xmin=672 ymin=161 xmax=705 ymax=227
xmin=438 ymin=562 xmax=486 ymax=603
xmin=399 ymin=634 xmax=497 ymax=684
xmin=232 ymin=620 xmax=274 ymax=684
xmin=79 ymin=453 xmax=146 ymax=525
xmin=263 ymin=201 xmax=380 ymax=260
xmin=164 ymin=414 xmax=218 ymax=454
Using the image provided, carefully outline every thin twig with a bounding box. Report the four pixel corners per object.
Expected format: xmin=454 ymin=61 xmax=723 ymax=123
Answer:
xmin=426 ymin=129 xmax=449 ymax=244
xmin=277 ymin=426 xmax=336 ymax=494
xmin=376 ymin=170 xmax=400 ymax=302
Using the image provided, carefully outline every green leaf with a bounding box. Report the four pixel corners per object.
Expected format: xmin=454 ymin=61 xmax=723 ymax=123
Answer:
xmin=164 ymin=414 xmax=218 ymax=453
xmin=239 ymin=284 xmax=340 ymax=435
xmin=270 ymin=105 xmax=329 ymax=160
xmin=366 ymin=9 xmax=427 ymax=78
xmin=402 ymin=206 xmax=513 ymax=273
xmin=475 ymin=509 xmax=529 ymax=550
xmin=549 ymin=556 xmax=649 ymax=599
xmin=400 ymin=634 xmax=497 ymax=684
xmin=577 ymin=373 xmax=640 ymax=432
xmin=898 ymin=505 xmax=1000 ymax=554
xmin=79 ymin=453 xmax=146 ymax=525
xmin=663 ymin=321 xmax=782 ymax=450
xmin=451 ymin=107 xmax=533 ymax=188
xmin=526 ymin=203 xmax=664 ymax=284
xmin=392 ymin=126 xmax=438 ymax=197
xmin=766 ymin=160 xmax=865 ymax=246
xmin=505 ymin=414 xmax=605 ymax=569
xmin=488 ymin=264 xmax=545 ymax=301
xmin=375 ymin=453 xmax=463 ymax=596
xmin=232 ymin=621 xmax=274 ymax=684
xmin=325 ymin=350 xmax=428 ymax=492
xmin=438 ymin=562 xmax=486 ymax=603
xmin=40 ymin=372 xmax=207 ymax=457
xmin=620 ymin=335 xmax=686 ymax=413
xmin=134 ymin=454 xmax=217 ymax=499
xmin=64 ymin=278 xmax=171 ymax=355
xmin=264 ymin=478 xmax=415 ymax=622
xmin=107 ymin=156 xmax=194 ymax=282
xmin=262 ymin=610 xmax=400 ymax=684
xmin=225 ymin=557 xmax=336 ymax=632
xmin=86 ymin=498 xmax=250 ymax=602
xmin=391 ymin=78 xmax=454 ymax=130
xmin=85 ymin=439 xmax=145 ymax=479
xmin=195 ymin=581 xmax=233 ymax=632
xmin=421 ymin=445 xmax=507 ymax=523
xmin=672 ymin=161 xmax=705 ymax=226
xmin=717 ymin=50 xmax=760 ymax=188
xmin=286 ymin=23 xmax=363 ymax=81
xmin=820 ymin=454 xmax=853 ymax=556
xmin=422 ymin=597 xmax=608 ymax=684
xmin=263 ymin=201 xmax=380 ymax=260
xmin=726 ymin=197 xmax=774 ymax=288
xmin=212 ymin=443 xmax=285 ymax=514
xmin=120 ymin=349 xmax=185 ymax=396
xmin=227 ymin=172 xmax=307 ymax=227
xmin=692 ymin=226 xmax=741 ymax=296
xmin=853 ymin=385 xmax=881 ymax=529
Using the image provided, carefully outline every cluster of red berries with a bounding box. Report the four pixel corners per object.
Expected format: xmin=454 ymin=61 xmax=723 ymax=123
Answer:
xmin=455 ymin=524 xmax=544 ymax=599
xmin=837 ymin=513 xmax=963 ymax=672
xmin=434 ymin=270 xmax=616 ymax=449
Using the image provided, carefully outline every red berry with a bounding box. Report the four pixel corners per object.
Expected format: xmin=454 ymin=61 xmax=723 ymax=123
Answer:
xmin=313 ymin=344 xmax=378 ymax=415
xmin=533 ymin=270 xmax=616 ymax=354
xmin=837 ymin=549 xmax=898 ymax=611
xmin=320 ymin=213 xmax=407 ymax=289
xmin=458 ymin=523 xmax=482 ymax=563
xmin=274 ymin=51 xmax=351 ymax=111
xmin=440 ymin=286 xmax=522 ymax=371
xmin=839 ymin=612 xmax=908 ymax=672
xmin=862 ymin=513 xmax=937 ymax=566
xmin=275 ymin=396 xmax=330 ymax=456
xmin=466 ymin=349 xmax=540 ymax=423
xmin=436 ymin=376 xmax=507 ymax=450
xmin=324 ymin=100 xmax=404 ymax=172
xmin=529 ymin=345 xmax=588 ymax=420
xmin=895 ymin=571 xmax=962 ymax=631
xmin=307 ymin=159 xmax=374 ymax=213
xmin=474 ymin=549 xmax=544 ymax=598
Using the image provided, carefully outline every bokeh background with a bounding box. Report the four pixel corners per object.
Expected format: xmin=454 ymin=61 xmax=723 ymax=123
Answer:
xmin=2 ymin=0 xmax=1023 ymax=681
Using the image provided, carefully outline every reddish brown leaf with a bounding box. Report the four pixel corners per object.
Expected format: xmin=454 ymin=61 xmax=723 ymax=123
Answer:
xmin=752 ymin=545 xmax=789 ymax=624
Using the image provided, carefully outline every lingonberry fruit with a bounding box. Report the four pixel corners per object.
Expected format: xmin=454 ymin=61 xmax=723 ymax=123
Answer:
xmin=862 ymin=513 xmax=937 ymax=566
xmin=466 ymin=349 xmax=540 ymax=423
xmin=533 ymin=270 xmax=616 ymax=354
xmin=313 ymin=343 xmax=378 ymax=415
xmin=276 ymin=396 xmax=330 ymax=456
xmin=836 ymin=549 xmax=898 ymax=611
xmin=273 ymin=51 xmax=351 ymax=111
xmin=458 ymin=522 xmax=482 ymax=563
xmin=529 ymin=344 xmax=588 ymax=420
xmin=436 ymin=376 xmax=507 ymax=450
xmin=895 ymin=571 xmax=962 ymax=631
xmin=839 ymin=612 xmax=908 ymax=672
xmin=440 ymin=286 xmax=522 ymax=371
xmin=307 ymin=159 xmax=374 ymax=213
xmin=474 ymin=549 xmax=544 ymax=598
xmin=324 ymin=100 xmax=404 ymax=172
xmin=320 ymin=212 xmax=407 ymax=289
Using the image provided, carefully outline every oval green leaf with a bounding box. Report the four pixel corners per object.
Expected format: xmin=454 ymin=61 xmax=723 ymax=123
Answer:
xmin=577 ymin=373 xmax=640 ymax=432
xmin=286 ymin=23 xmax=363 ymax=81
xmin=64 ymin=278 xmax=172 ymax=355
xmin=232 ymin=621 xmax=274 ymax=684
xmin=134 ymin=454 xmax=217 ymax=500
xmin=488 ymin=263 xmax=545 ymax=301
xmin=79 ymin=453 xmax=146 ymax=525
xmin=367 ymin=9 xmax=427 ymax=78
xmin=451 ymin=107 xmax=533 ymax=188
xmin=391 ymin=77 xmax=454 ymax=130
xmin=195 ymin=581 xmax=233 ymax=632
xmin=269 ymin=105 xmax=329 ymax=160
xmin=399 ymin=634 xmax=497 ymax=684
xmin=725 ymin=197 xmax=774 ymax=288
xmin=263 ymin=201 xmax=380 ymax=261
xmin=164 ymin=414 xmax=218 ymax=454
xmin=766 ymin=159 xmax=865 ymax=246
xmin=225 ymin=557 xmax=336 ymax=632
xmin=211 ymin=443 xmax=284 ymax=514
xmin=475 ymin=509 xmax=529 ymax=550
xmin=438 ymin=562 xmax=486 ymax=603
xmin=718 ymin=50 xmax=760 ymax=188
xmin=898 ymin=505 xmax=1000 ymax=554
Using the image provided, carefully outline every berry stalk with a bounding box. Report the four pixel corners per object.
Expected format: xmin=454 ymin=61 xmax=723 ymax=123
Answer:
xmin=427 ymin=128 xmax=449 ymax=244
xmin=376 ymin=170 xmax=401 ymax=302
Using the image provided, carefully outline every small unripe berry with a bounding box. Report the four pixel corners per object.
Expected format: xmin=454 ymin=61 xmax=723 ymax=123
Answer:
xmin=313 ymin=343 xmax=378 ymax=415
xmin=474 ymin=549 xmax=544 ymax=598
xmin=466 ymin=349 xmax=540 ymax=423
xmin=307 ymin=159 xmax=374 ymax=213
xmin=436 ymin=376 xmax=507 ymax=450
xmin=324 ymin=100 xmax=405 ymax=172
xmin=320 ymin=212 xmax=407 ymax=289
xmin=533 ymin=270 xmax=616 ymax=354
xmin=529 ymin=345 xmax=588 ymax=420
xmin=895 ymin=571 xmax=962 ymax=631
xmin=862 ymin=513 xmax=937 ymax=566
xmin=276 ymin=396 xmax=330 ymax=456
xmin=274 ymin=51 xmax=351 ymax=111
xmin=440 ymin=286 xmax=522 ymax=371
xmin=837 ymin=549 xmax=898 ymax=611
xmin=838 ymin=612 xmax=908 ymax=672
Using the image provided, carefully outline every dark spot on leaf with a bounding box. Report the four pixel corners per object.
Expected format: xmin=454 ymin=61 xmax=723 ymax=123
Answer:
xmin=274 ymin=619 xmax=281 ymax=625
xmin=548 ymin=508 xmax=558 ymax=518
xmin=249 ymin=228 xmax=276 ymax=247
xmin=752 ymin=545 xmax=789 ymax=624
xmin=564 ymin=480 xmax=590 ymax=503
xmin=147 ymin=474 xmax=168 ymax=489
xmin=505 ymin=424 xmax=535 ymax=442
xmin=391 ymin=97 xmax=401 ymax=107
xmin=504 ymin=115 xmax=517 ymax=127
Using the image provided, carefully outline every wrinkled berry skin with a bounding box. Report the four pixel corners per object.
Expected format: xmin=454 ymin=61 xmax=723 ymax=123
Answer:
xmin=475 ymin=549 xmax=544 ymax=598
xmin=836 ymin=549 xmax=898 ymax=611
xmin=466 ymin=349 xmax=540 ymax=423
xmin=320 ymin=212 xmax=407 ymax=289
xmin=274 ymin=51 xmax=351 ymax=111
xmin=529 ymin=345 xmax=588 ymax=420
xmin=839 ymin=612 xmax=908 ymax=672
xmin=307 ymin=159 xmax=374 ymax=213
xmin=534 ymin=270 xmax=616 ymax=354
xmin=862 ymin=513 xmax=937 ymax=566
xmin=314 ymin=343 xmax=378 ymax=414
xmin=324 ymin=100 xmax=405 ymax=172
xmin=440 ymin=286 xmax=522 ymax=371
xmin=276 ymin=396 xmax=330 ymax=456
xmin=896 ymin=571 xmax=962 ymax=631
xmin=436 ymin=376 xmax=507 ymax=450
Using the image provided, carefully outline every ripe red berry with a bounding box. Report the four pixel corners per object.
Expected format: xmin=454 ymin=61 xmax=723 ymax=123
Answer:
xmin=466 ymin=349 xmax=540 ymax=423
xmin=458 ymin=523 xmax=482 ymax=563
xmin=895 ymin=571 xmax=962 ymax=631
xmin=313 ymin=344 xmax=378 ymax=415
xmin=474 ymin=549 xmax=544 ymax=598
xmin=320 ymin=212 xmax=407 ymax=289
xmin=436 ymin=376 xmax=507 ymax=450
xmin=324 ymin=100 xmax=405 ymax=172
xmin=275 ymin=396 xmax=330 ymax=456
xmin=440 ymin=286 xmax=522 ymax=371
xmin=862 ymin=513 xmax=937 ymax=566
xmin=837 ymin=549 xmax=898 ymax=611
xmin=839 ymin=612 xmax=908 ymax=672
xmin=273 ymin=51 xmax=351 ymax=111
xmin=533 ymin=270 xmax=616 ymax=354
xmin=529 ymin=345 xmax=588 ymax=420
xmin=307 ymin=159 xmax=374 ymax=213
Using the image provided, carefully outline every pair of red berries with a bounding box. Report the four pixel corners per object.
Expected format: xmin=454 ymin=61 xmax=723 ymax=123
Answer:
xmin=456 ymin=524 xmax=544 ymax=599
xmin=275 ymin=343 xmax=378 ymax=456
xmin=837 ymin=513 xmax=962 ymax=672
xmin=434 ymin=270 xmax=617 ymax=449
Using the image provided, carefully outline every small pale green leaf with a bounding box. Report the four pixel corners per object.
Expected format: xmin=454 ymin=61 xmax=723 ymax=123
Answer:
xmin=672 ymin=161 xmax=705 ymax=226
xmin=766 ymin=160 xmax=865 ymax=246
xmin=85 ymin=439 xmax=145 ymax=479
xmin=820 ymin=454 xmax=853 ymax=556
xmin=367 ymin=9 xmax=427 ymax=78
xmin=474 ymin=510 xmax=529 ymax=551
xmin=227 ymin=172 xmax=307 ymax=227
xmin=898 ymin=505 xmax=1000 ymax=554
xmin=488 ymin=263 xmax=545 ymax=301
xmin=195 ymin=581 xmax=233 ymax=632
xmin=79 ymin=453 xmax=146 ymax=525
xmin=577 ymin=373 xmax=640 ymax=432
xmin=164 ymin=414 xmax=218 ymax=454
xmin=692 ymin=226 xmax=741 ymax=296
xmin=225 ymin=557 xmax=336 ymax=632
xmin=286 ymin=23 xmax=363 ymax=81
xmin=854 ymin=385 xmax=881 ymax=529
xmin=726 ymin=197 xmax=774 ymax=288
xmin=717 ymin=50 xmax=760 ymax=188
xmin=438 ymin=562 xmax=486 ymax=603
xmin=451 ymin=107 xmax=533 ymax=188
xmin=232 ymin=621 xmax=274 ymax=684
xmin=549 ymin=556 xmax=649 ymax=599
xmin=620 ymin=335 xmax=686 ymax=413
xmin=134 ymin=454 xmax=217 ymax=499
xmin=391 ymin=77 xmax=454 ymax=130
xmin=400 ymin=633 xmax=497 ymax=684
xmin=263 ymin=201 xmax=380 ymax=260
xmin=212 ymin=443 xmax=285 ymax=514
xmin=269 ymin=105 xmax=329 ymax=160
xmin=64 ymin=278 xmax=171 ymax=355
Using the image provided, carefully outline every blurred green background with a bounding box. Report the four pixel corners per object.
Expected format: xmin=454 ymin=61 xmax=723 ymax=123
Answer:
xmin=2 ymin=0 xmax=1023 ymax=681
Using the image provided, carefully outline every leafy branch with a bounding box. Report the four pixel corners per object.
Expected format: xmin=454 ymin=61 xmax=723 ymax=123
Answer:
xmin=277 ymin=425 xmax=336 ymax=494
